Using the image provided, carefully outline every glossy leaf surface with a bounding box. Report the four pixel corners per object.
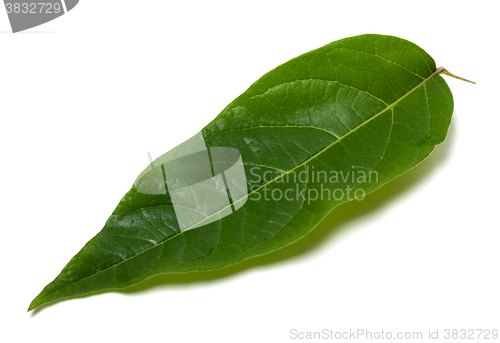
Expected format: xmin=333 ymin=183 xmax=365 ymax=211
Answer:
xmin=29 ymin=34 xmax=453 ymax=311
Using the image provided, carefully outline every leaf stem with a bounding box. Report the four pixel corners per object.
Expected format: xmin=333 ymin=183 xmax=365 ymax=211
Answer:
xmin=437 ymin=67 xmax=476 ymax=84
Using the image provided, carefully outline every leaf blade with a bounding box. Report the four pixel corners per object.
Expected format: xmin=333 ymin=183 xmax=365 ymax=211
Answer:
xmin=29 ymin=34 xmax=453 ymax=311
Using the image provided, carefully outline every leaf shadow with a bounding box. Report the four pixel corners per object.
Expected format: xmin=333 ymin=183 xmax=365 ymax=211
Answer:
xmin=30 ymin=119 xmax=456 ymax=315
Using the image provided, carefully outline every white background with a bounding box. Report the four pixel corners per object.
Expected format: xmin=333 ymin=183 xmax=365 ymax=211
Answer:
xmin=1 ymin=1 xmax=499 ymax=342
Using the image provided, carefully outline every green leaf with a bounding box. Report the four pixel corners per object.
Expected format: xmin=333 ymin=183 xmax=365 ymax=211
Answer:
xmin=29 ymin=34 xmax=454 ymax=311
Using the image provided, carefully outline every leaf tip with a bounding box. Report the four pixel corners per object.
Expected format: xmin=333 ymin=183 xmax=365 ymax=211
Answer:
xmin=28 ymin=299 xmax=38 ymax=312
xmin=28 ymin=292 xmax=45 ymax=312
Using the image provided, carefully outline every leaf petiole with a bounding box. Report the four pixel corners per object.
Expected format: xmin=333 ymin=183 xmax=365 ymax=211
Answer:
xmin=438 ymin=67 xmax=476 ymax=84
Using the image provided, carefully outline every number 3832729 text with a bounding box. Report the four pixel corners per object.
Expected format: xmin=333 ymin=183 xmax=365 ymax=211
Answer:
xmin=5 ymin=3 xmax=62 ymax=14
